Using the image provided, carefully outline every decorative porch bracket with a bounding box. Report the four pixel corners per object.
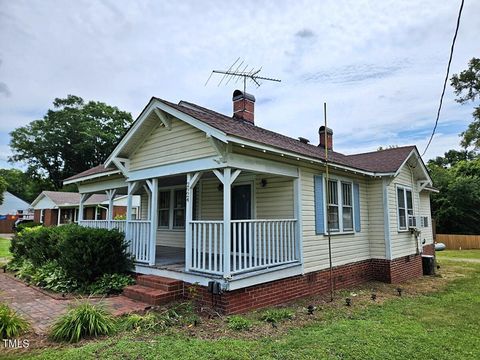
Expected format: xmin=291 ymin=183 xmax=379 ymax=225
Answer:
xmin=212 ymin=167 xmax=241 ymax=278
xmin=105 ymin=189 xmax=117 ymax=225
xmin=185 ymin=171 xmax=203 ymax=271
xmin=78 ymin=193 xmax=93 ymax=222
xmin=146 ymin=178 xmax=158 ymax=266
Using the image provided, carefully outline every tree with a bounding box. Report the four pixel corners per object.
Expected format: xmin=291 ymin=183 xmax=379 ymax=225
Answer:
xmin=0 ymin=176 xmax=7 ymax=205
xmin=428 ymin=149 xmax=477 ymax=168
xmin=0 ymin=168 xmax=54 ymax=203
xmin=451 ymin=57 xmax=480 ymax=150
xmin=9 ymin=95 xmax=133 ymax=189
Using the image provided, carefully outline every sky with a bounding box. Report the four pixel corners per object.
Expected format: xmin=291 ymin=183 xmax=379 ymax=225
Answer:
xmin=0 ymin=0 xmax=479 ymax=170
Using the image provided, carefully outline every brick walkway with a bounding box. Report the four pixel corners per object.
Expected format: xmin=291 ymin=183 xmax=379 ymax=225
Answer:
xmin=0 ymin=273 xmax=149 ymax=334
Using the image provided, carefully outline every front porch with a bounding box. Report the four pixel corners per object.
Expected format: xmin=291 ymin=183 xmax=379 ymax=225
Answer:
xmin=78 ymin=165 xmax=302 ymax=289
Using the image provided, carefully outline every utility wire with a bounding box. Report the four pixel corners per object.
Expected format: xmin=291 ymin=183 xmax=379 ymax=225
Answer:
xmin=421 ymin=0 xmax=465 ymax=157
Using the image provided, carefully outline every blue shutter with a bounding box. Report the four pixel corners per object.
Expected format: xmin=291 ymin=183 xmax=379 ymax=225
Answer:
xmin=353 ymin=182 xmax=361 ymax=232
xmin=314 ymin=175 xmax=325 ymax=234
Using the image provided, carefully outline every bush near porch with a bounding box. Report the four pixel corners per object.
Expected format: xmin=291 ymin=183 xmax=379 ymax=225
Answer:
xmin=8 ymin=225 xmax=134 ymax=295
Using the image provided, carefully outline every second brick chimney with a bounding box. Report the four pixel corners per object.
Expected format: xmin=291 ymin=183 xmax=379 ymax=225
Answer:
xmin=318 ymin=126 xmax=333 ymax=150
xmin=233 ymin=90 xmax=255 ymax=124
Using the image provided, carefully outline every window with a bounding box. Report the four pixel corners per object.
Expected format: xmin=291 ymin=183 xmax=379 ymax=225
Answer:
xmin=397 ymin=186 xmax=413 ymax=230
xmin=342 ymin=182 xmax=353 ymax=231
xmin=40 ymin=209 xmax=45 ymax=224
xmin=158 ymin=188 xmax=186 ymax=229
xmin=326 ymin=180 xmax=354 ymax=233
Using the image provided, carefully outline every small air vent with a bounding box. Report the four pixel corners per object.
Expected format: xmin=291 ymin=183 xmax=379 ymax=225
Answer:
xmin=298 ymin=137 xmax=310 ymax=144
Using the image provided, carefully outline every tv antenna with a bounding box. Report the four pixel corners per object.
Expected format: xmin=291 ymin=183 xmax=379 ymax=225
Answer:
xmin=205 ymin=58 xmax=281 ymax=94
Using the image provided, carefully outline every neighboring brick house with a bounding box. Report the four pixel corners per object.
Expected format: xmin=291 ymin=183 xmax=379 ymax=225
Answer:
xmin=64 ymin=90 xmax=437 ymax=313
xmin=30 ymin=191 xmax=139 ymax=226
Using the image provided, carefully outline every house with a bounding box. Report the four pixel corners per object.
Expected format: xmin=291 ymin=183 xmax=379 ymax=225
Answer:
xmin=64 ymin=90 xmax=436 ymax=314
xmin=30 ymin=191 xmax=140 ymax=226
xmin=0 ymin=191 xmax=32 ymax=233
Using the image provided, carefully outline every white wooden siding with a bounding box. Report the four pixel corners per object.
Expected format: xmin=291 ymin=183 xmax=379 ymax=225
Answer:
xmin=129 ymin=118 xmax=217 ymax=171
xmin=419 ymin=192 xmax=433 ymax=245
xmin=388 ymin=165 xmax=420 ymax=258
xmin=300 ymin=167 xmax=371 ymax=273
xmin=140 ymin=192 xmax=149 ymax=220
xmin=156 ymin=229 xmax=185 ymax=248
xmin=367 ymin=179 xmax=386 ymax=259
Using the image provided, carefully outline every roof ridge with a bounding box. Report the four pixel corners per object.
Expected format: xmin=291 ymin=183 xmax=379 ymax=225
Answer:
xmin=347 ymin=145 xmax=415 ymax=157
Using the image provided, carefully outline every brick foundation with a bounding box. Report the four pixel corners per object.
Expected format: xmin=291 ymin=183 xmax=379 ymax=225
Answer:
xmin=186 ymin=253 xmax=429 ymax=314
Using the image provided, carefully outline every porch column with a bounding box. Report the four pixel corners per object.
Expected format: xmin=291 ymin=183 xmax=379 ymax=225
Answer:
xmin=125 ymin=182 xmax=138 ymax=243
xmin=293 ymin=176 xmax=302 ymax=262
xmin=146 ymin=178 xmax=158 ymax=266
xmin=213 ymin=167 xmax=241 ymax=278
xmin=106 ymin=189 xmax=117 ymax=229
xmin=57 ymin=208 xmax=61 ymax=225
xmin=185 ymin=172 xmax=202 ymax=271
xmin=78 ymin=193 xmax=91 ymax=223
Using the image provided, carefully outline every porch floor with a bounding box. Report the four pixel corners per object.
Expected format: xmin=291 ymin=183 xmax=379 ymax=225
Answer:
xmin=154 ymin=246 xmax=185 ymax=272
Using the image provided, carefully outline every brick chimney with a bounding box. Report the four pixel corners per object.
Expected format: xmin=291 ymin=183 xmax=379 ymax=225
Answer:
xmin=318 ymin=126 xmax=333 ymax=150
xmin=233 ymin=90 xmax=255 ymax=124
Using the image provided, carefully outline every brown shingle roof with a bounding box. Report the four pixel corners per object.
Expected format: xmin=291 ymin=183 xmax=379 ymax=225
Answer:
xmin=64 ymin=165 xmax=118 ymax=182
xmin=346 ymin=146 xmax=416 ymax=173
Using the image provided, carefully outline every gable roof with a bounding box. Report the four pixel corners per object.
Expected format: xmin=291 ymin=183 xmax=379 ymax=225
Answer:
xmin=0 ymin=191 xmax=31 ymax=214
xmin=66 ymin=96 xmax=427 ymax=182
xmin=31 ymin=191 xmax=108 ymax=208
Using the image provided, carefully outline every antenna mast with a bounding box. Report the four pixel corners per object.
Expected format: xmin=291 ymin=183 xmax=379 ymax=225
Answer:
xmin=206 ymin=58 xmax=281 ymax=94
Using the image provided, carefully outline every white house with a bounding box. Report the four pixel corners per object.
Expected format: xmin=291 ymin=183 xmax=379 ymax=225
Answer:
xmin=64 ymin=90 xmax=436 ymax=313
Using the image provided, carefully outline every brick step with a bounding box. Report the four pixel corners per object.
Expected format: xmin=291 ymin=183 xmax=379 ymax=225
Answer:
xmin=136 ymin=275 xmax=183 ymax=292
xmin=123 ymin=284 xmax=178 ymax=306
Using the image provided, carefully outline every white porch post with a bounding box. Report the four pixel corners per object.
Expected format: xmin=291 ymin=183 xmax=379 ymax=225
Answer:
xmin=185 ymin=172 xmax=202 ymax=271
xmin=78 ymin=193 xmax=91 ymax=223
xmin=106 ymin=189 xmax=117 ymax=229
xmin=57 ymin=208 xmax=61 ymax=225
xmin=125 ymin=182 xmax=137 ymax=242
xmin=293 ymin=176 xmax=303 ymax=263
xmin=213 ymin=167 xmax=241 ymax=277
xmin=94 ymin=207 xmax=98 ymax=221
xmin=146 ymin=178 xmax=158 ymax=266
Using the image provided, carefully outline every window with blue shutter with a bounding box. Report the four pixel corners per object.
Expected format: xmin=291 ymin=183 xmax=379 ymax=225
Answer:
xmin=314 ymin=175 xmax=324 ymax=234
xmin=353 ymin=182 xmax=361 ymax=232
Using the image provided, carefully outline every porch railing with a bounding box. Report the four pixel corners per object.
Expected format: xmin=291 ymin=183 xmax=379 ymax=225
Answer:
xmin=189 ymin=219 xmax=298 ymax=275
xmin=78 ymin=219 xmax=150 ymax=264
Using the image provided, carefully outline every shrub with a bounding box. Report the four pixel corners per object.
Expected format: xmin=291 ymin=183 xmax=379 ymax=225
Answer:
xmin=86 ymin=273 xmax=135 ymax=295
xmin=120 ymin=312 xmax=159 ymax=332
xmin=31 ymin=260 xmax=78 ymax=293
xmin=15 ymin=259 xmax=36 ymax=282
xmin=227 ymin=315 xmax=252 ymax=331
xmin=0 ymin=303 xmax=29 ymax=338
xmin=10 ymin=226 xmax=63 ymax=266
xmin=49 ymin=301 xmax=116 ymax=343
xmin=57 ymin=225 xmax=134 ymax=285
xmin=260 ymin=308 xmax=294 ymax=324
xmin=16 ymin=222 xmax=42 ymax=232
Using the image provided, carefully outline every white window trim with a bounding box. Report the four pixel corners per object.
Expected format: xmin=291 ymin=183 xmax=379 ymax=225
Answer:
xmin=158 ymin=185 xmax=186 ymax=231
xmin=396 ymin=184 xmax=414 ymax=232
xmin=323 ymin=176 xmax=356 ymax=235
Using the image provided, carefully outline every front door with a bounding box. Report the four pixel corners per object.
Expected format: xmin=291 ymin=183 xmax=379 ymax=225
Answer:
xmin=231 ymin=184 xmax=252 ymax=253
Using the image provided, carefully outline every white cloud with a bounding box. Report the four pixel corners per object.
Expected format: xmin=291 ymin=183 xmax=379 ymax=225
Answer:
xmin=0 ymin=0 xmax=478 ymax=171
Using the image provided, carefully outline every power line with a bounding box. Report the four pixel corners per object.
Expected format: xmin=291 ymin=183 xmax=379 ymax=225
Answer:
xmin=421 ymin=0 xmax=465 ymax=157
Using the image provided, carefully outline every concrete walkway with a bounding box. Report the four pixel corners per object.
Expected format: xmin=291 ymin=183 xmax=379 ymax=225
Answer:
xmin=0 ymin=273 xmax=148 ymax=334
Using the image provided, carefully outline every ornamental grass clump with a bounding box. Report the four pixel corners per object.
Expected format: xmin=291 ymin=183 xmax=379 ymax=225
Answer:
xmin=0 ymin=303 xmax=29 ymax=338
xmin=49 ymin=301 xmax=116 ymax=343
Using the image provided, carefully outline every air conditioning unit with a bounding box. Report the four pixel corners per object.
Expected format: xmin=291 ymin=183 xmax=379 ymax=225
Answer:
xmin=408 ymin=215 xmax=418 ymax=229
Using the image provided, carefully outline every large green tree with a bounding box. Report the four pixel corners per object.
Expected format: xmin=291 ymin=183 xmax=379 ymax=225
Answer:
xmin=9 ymin=95 xmax=133 ymax=189
xmin=451 ymin=57 xmax=480 ymax=150
xmin=0 ymin=168 xmax=54 ymax=203
xmin=0 ymin=176 xmax=7 ymax=205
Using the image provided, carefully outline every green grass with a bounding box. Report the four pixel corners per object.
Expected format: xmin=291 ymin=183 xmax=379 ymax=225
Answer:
xmin=6 ymin=253 xmax=480 ymax=359
xmin=0 ymin=237 xmax=12 ymax=259
xmin=436 ymin=249 xmax=480 ymax=260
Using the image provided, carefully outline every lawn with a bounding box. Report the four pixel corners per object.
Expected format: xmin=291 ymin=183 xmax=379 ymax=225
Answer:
xmin=5 ymin=251 xmax=480 ymax=360
xmin=0 ymin=236 xmax=11 ymax=259
xmin=436 ymin=249 xmax=480 ymax=260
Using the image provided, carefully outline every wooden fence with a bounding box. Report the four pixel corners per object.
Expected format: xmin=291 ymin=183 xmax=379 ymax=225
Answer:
xmin=436 ymin=234 xmax=480 ymax=250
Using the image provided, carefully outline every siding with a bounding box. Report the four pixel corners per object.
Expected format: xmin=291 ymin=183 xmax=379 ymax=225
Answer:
xmin=157 ymin=230 xmax=185 ymax=248
xmin=419 ymin=192 xmax=433 ymax=245
xmin=129 ymin=118 xmax=217 ymax=171
xmin=388 ymin=165 xmax=420 ymax=258
xmin=300 ymin=167 xmax=371 ymax=274
xmin=367 ymin=179 xmax=386 ymax=259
